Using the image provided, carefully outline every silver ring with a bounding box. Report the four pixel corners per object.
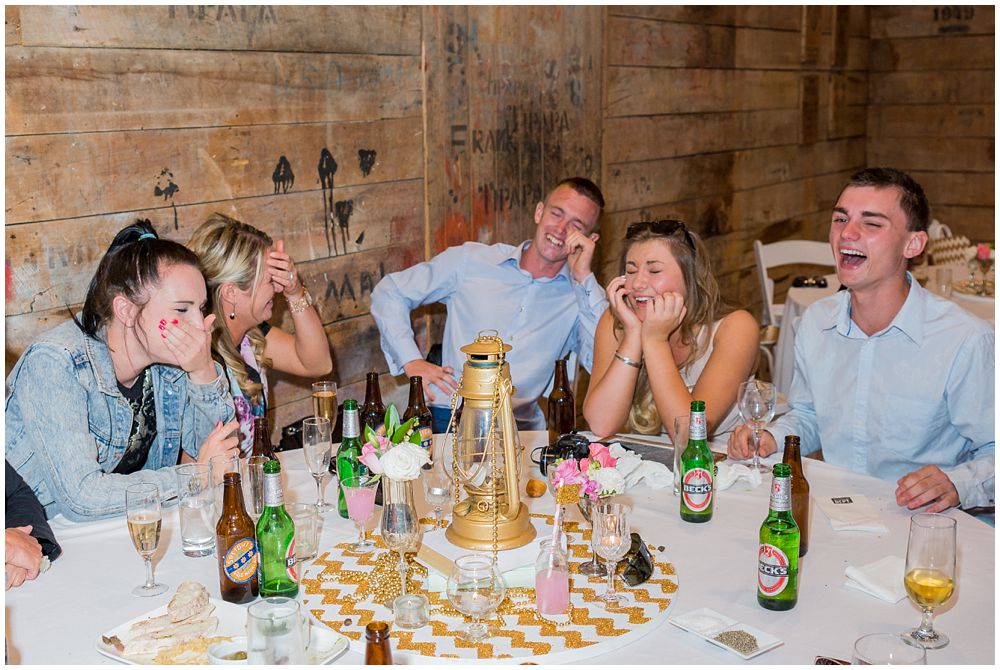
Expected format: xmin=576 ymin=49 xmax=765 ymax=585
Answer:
xmin=288 ymin=271 xmax=294 ymax=281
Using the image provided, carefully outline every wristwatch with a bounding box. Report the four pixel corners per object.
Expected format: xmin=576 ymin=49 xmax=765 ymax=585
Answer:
xmin=287 ymin=285 xmax=314 ymax=314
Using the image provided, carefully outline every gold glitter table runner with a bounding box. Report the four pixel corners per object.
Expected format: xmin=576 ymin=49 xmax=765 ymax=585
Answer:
xmin=300 ymin=513 xmax=679 ymax=662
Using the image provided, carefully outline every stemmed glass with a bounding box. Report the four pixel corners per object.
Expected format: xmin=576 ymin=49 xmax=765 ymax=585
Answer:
xmin=592 ymin=502 xmax=631 ymax=607
xmin=738 ymin=380 xmax=777 ymax=473
xmin=125 ymin=483 xmax=168 ymax=597
xmin=903 ymin=513 xmax=957 ymax=649
xmin=446 ymin=554 xmax=506 ymax=642
xmin=975 ymin=255 xmax=994 ymax=295
xmin=577 ymin=496 xmax=609 ymax=577
xmin=422 ymin=469 xmax=452 ymax=531
xmin=302 ymin=417 xmax=334 ymax=514
xmin=340 ymin=475 xmax=379 ymax=553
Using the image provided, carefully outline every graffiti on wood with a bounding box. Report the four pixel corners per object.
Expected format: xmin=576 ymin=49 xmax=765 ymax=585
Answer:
xmin=153 ymin=168 xmax=180 ymax=230
xmin=358 ymin=149 xmax=377 ymax=177
xmin=272 ymin=156 xmax=294 ymax=194
xmin=322 ymin=261 xmax=386 ymax=307
xmin=167 ymin=5 xmax=277 ymax=23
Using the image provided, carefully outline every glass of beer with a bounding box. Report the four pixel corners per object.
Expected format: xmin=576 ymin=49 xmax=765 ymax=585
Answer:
xmin=312 ymin=381 xmax=338 ymax=432
xmin=125 ymin=483 xmax=168 ymax=597
xmin=903 ymin=513 xmax=957 ymax=649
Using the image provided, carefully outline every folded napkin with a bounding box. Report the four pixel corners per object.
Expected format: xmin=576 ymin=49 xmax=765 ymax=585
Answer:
xmin=815 ymin=494 xmax=889 ymax=533
xmin=607 ymin=443 xmax=672 ymax=490
xmin=714 ymin=461 xmax=762 ymax=491
xmin=843 ymin=556 xmax=907 ymax=603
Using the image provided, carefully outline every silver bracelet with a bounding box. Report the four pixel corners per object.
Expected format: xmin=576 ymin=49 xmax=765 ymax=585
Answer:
xmin=614 ymin=351 xmax=643 ymax=369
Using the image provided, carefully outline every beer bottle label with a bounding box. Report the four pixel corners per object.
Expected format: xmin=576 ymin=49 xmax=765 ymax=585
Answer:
xmin=223 ymin=537 xmax=259 ymax=584
xmin=285 ymin=538 xmax=298 ymax=582
xmin=689 ymin=412 xmax=707 ymax=440
xmin=758 ymin=543 xmax=791 ymax=596
xmin=682 ymin=468 xmax=713 ymax=511
xmin=417 ymin=426 xmax=433 ymax=450
xmin=263 ymin=473 xmax=283 ymax=507
xmin=769 ymin=477 xmax=791 ymax=512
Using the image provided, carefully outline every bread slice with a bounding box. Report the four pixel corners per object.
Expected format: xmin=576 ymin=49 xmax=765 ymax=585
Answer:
xmin=167 ymin=581 xmax=210 ymax=622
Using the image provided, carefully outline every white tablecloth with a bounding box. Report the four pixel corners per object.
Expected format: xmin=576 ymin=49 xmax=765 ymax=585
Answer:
xmin=773 ymin=267 xmax=995 ymax=395
xmin=5 ymin=432 xmax=994 ymax=664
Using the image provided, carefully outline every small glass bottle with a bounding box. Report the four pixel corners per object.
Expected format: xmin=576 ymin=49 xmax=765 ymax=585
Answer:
xmin=252 ymin=416 xmax=277 ymax=460
xmin=534 ymin=538 xmax=570 ymax=615
xmin=546 ymin=358 xmax=575 ymax=445
xmin=364 ymin=621 xmax=393 ymax=665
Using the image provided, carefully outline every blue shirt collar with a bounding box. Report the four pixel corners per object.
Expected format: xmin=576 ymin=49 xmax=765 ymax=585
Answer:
xmin=827 ymin=272 xmax=925 ymax=345
xmin=499 ymin=241 xmax=570 ymax=282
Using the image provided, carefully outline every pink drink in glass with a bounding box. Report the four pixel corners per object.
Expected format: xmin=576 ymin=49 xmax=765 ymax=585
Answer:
xmin=535 ymin=568 xmax=570 ymax=615
xmin=344 ymin=485 xmax=376 ymax=522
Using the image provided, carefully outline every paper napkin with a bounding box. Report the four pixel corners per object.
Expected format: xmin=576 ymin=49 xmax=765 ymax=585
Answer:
xmin=815 ymin=494 xmax=889 ymax=533
xmin=606 ymin=443 xmax=672 ymax=490
xmin=715 ymin=461 xmax=763 ymax=491
xmin=843 ymin=556 xmax=907 ymax=603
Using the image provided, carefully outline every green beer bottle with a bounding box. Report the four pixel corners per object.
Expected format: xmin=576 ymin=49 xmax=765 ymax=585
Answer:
xmin=337 ymin=399 xmax=368 ymax=519
xmin=757 ymin=463 xmax=799 ymax=611
xmin=680 ymin=401 xmax=714 ymax=523
xmin=257 ymin=459 xmax=298 ymax=597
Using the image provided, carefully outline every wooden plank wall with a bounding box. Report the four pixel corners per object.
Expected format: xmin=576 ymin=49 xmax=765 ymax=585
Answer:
xmin=868 ymin=6 xmax=994 ymax=242
xmin=600 ymin=6 xmax=870 ymax=314
xmin=5 ymin=5 xmax=427 ymax=433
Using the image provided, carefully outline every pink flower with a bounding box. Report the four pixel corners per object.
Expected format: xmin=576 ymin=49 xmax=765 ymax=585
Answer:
xmin=587 ymin=443 xmax=616 ymax=469
xmin=977 ymin=243 xmax=992 ymax=261
xmin=552 ymin=459 xmax=586 ymax=488
xmin=582 ymin=479 xmax=601 ymax=500
xmin=359 ymin=442 xmax=384 ymax=474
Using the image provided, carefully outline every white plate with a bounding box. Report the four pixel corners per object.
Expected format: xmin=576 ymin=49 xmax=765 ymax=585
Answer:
xmin=669 ymin=607 xmax=783 ymax=660
xmin=95 ymin=597 xmax=348 ymax=665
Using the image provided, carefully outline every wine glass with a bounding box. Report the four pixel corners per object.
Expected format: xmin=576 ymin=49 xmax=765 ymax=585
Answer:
xmin=852 ymin=633 xmax=927 ymax=665
xmin=311 ymin=381 xmax=338 ymax=429
xmin=975 ymin=255 xmax=994 ymax=295
xmin=125 ymin=483 xmax=168 ymax=597
xmin=577 ymin=495 xmax=609 ymax=577
xmin=340 ymin=475 xmax=378 ymax=553
xmin=903 ymin=513 xmax=957 ymax=649
xmin=302 ymin=417 xmax=334 ymax=514
xmin=422 ymin=469 xmax=452 ymax=531
xmin=738 ymin=380 xmax=777 ymax=473
xmin=592 ymin=502 xmax=631 ymax=607
xmin=446 ymin=554 xmax=506 ymax=642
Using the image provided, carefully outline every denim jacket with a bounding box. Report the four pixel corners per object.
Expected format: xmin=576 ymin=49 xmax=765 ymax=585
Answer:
xmin=5 ymin=320 xmax=235 ymax=521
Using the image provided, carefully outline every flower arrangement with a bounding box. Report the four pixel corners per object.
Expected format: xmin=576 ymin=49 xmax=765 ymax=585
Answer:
xmin=358 ymin=405 xmax=431 ymax=482
xmin=976 ymin=242 xmax=994 ymax=262
xmin=549 ymin=442 xmax=627 ymax=502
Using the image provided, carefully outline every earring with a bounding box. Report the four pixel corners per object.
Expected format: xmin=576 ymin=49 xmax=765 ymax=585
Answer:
xmin=229 ymin=310 xmax=236 ymax=320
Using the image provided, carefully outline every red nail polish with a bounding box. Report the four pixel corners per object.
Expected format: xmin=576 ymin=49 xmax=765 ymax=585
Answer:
xmin=159 ymin=319 xmax=166 ymax=326
xmin=171 ymin=319 xmax=178 ymax=325
xmin=158 ymin=324 xmax=165 ymax=330
xmin=161 ymin=333 xmax=166 ymax=338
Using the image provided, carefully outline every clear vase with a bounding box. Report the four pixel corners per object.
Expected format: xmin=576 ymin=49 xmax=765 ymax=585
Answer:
xmin=379 ymin=477 xmax=427 ymax=627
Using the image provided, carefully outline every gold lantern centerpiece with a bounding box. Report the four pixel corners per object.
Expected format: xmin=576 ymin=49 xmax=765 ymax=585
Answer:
xmin=442 ymin=331 xmax=535 ymax=551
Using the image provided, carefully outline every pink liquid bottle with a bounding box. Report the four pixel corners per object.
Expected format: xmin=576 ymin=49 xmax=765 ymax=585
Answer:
xmin=534 ymin=538 xmax=570 ymax=615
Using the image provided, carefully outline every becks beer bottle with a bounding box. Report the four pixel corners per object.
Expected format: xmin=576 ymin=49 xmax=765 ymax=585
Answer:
xmin=680 ymin=401 xmax=714 ymax=523
xmin=781 ymin=435 xmax=811 ymax=556
xmin=758 ymin=463 xmax=799 ymax=611
xmin=337 ymin=399 xmax=368 ymax=519
xmin=402 ymin=376 xmax=434 ymax=459
xmin=257 ymin=459 xmax=298 ymax=597
xmin=215 ymin=471 xmax=259 ymax=603
xmin=546 ymin=358 xmax=575 ymax=446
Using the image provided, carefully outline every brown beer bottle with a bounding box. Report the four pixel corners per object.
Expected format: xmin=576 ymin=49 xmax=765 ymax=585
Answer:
xmin=781 ymin=435 xmax=811 ymax=556
xmin=361 ymin=372 xmax=387 ymax=436
xmin=364 ymin=621 xmax=393 ymax=665
xmin=252 ymin=416 xmax=277 ymax=460
xmin=215 ymin=471 xmax=259 ymax=603
xmin=402 ymin=376 xmax=434 ymax=458
xmin=546 ymin=358 xmax=575 ymax=445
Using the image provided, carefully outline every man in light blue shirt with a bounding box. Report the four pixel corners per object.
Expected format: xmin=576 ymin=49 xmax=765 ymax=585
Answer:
xmin=729 ymin=168 xmax=994 ymax=512
xmin=371 ymin=177 xmax=608 ymax=431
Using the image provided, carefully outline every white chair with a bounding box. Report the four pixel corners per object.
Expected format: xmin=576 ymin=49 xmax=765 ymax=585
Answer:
xmin=753 ymin=239 xmax=835 ymax=377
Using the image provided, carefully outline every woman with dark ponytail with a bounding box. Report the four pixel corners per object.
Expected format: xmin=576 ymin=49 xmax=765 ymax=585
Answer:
xmin=5 ymin=220 xmax=239 ymax=521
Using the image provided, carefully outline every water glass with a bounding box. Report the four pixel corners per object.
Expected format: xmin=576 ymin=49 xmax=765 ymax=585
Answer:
xmin=176 ymin=463 xmax=216 ymax=557
xmin=210 ymin=453 xmax=240 ymax=520
xmin=852 ymin=633 xmax=927 ymax=664
xmin=247 ymin=597 xmax=308 ymax=665
xmin=289 ymin=503 xmax=320 ymax=563
xmin=671 ymin=414 xmax=689 ymax=496
xmin=934 ymin=266 xmax=953 ymax=298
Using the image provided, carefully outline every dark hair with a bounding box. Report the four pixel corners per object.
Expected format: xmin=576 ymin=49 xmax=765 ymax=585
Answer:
xmin=844 ymin=167 xmax=930 ymax=232
xmin=76 ymin=219 xmax=201 ymax=338
xmin=553 ymin=176 xmax=605 ymax=210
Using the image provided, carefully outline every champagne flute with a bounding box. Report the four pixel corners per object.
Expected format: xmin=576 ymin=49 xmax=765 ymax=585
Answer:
xmin=738 ymin=380 xmax=777 ymax=473
xmin=340 ymin=475 xmax=378 ymax=553
xmin=302 ymin=417 xmax=334 ymax=514
xmin=126 ymin=483 xmax=168 ymax=597
xmin=592 ymin=502 xmax=631 ymax=607
xmin=446 ymin=554 xmax=506 ymax=642
xmin=422 ymin=469 xmax=452 ymax=531
xmin=311 ymin=381 xmax=338 ymax=431
xmin=903 ymin=513 xmax=957 ymax=649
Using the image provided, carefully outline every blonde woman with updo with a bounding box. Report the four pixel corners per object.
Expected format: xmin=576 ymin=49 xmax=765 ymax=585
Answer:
xmin=583 ymin=220 xmax=759 ymax=440
xmin=188 ymin=214 xmax=332 ymax=453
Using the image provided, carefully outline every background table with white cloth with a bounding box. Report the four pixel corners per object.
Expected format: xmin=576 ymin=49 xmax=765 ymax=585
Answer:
xmin=4 ymin=432 xmax=994 ymax=664
xmin=773 ymin=267 xmax=995 ymax=395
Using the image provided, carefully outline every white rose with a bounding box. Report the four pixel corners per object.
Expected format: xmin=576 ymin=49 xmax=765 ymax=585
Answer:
xmin=591 ymin=466 xmax=626 ymax=496
xmin=381 ymin=443 xmax=431 ymax=481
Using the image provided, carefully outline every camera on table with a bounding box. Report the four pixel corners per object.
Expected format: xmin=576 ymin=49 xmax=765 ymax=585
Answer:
xmin=531 ymin=431 xmax=592 ymax=476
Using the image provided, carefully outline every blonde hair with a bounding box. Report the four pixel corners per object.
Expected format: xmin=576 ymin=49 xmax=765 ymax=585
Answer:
xmin=188 ymin=213 xmax=274 ymax=406
xmin=616 ymin=224 xmax=731 ymax=434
